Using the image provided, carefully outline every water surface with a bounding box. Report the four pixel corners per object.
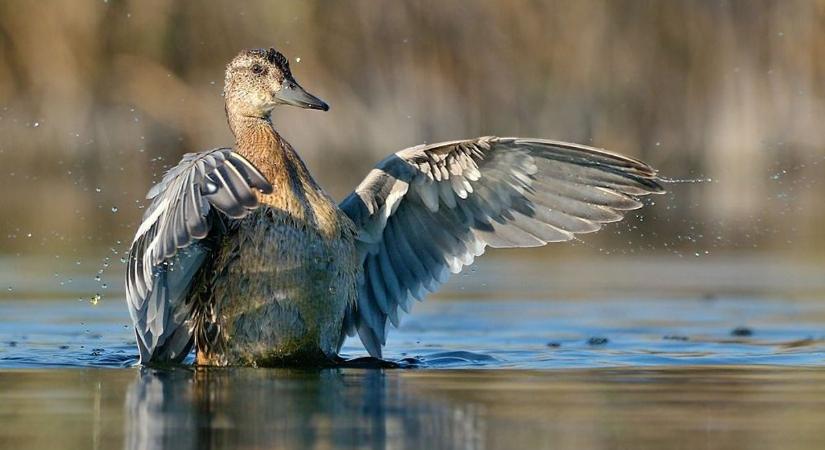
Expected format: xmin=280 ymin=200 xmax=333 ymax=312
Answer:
xmin=1 ymin=256 xmax=825 ymax=449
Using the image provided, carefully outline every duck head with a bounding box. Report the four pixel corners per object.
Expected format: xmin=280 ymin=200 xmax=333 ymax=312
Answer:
xmin=224 ymin=48 xmax=329 ymax=118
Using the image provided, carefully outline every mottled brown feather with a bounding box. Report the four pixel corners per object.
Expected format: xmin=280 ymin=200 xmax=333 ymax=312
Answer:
xmin=194 ymin=115 xmax=359 ymax=366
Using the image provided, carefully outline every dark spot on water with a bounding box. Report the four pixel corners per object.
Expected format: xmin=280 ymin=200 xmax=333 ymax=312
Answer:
xmin=546 ymin=342 xmax=561 ymax=347
xmin=587 ymin=337 xmax=609 ymax=346
xmin=702 ymin=293 xmax=718 ymax=301
xmin=7 ymin=341 xmax=16 ymax=347
xmin=59 ymin=345 xmax=69 ymax=350
xmin=336 ymin=356 xmax=414 ymax=369
xmin=731 ymin=327 xmax=753 ymax=337
xmin=399 ymin=357 xmax=423 ymax=366
xmin=663 ymin=335 xmax=689 ymax=341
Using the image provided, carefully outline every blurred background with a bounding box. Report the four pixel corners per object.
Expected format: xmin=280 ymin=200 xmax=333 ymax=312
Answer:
xmin=4 ymin=4 xmax=825 ymax=448
xmin=1 ymin=0 xmax=824 ymax=293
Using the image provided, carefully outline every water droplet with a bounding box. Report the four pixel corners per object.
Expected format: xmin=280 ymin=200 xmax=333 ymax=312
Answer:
xmin=111 ymin=206 xmax=118 ymax=213
xmin=95 ymin=187 xmax=102 ymax=193
xmin=90 ymin=294 xmax=100 ymax=305
xmin=33 ymin=122 xmax=39 ymax=128
xmin=101 ymin=284 xmax=108 ymax=289
xmin=295 ymin=57 xmax=301 ymax=63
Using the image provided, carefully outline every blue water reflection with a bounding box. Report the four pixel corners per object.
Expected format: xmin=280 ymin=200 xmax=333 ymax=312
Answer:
xmin=126 ymin=367 xmax=483 ymax=450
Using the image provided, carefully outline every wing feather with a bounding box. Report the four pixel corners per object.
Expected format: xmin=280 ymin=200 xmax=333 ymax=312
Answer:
xmin=340 ymin=136 xmax=664 ymax=357
xmin=126 ymin=148 xmax=271 ymax=364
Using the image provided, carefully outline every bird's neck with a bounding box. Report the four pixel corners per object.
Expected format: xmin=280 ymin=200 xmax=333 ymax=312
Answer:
xmin=227 ymin=109 xmax=345 ymax=237
xmin=227 ymin=112 xmax=287 ymax=178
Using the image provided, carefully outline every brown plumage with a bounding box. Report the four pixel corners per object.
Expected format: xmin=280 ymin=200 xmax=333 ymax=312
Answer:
xmin=196 ymin=115 xmax=359 ymax=366
xmin=125 ymin=48 xmax=665 ymax=367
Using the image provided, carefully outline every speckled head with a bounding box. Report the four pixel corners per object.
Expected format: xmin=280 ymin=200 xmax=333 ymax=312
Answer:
xmin=224 ymin=47 xmax=329 ymax=118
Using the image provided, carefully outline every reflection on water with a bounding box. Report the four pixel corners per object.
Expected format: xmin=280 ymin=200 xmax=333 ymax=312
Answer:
xmin=126 ymin=368 xmax=482 ymax=450
xmin=4 ymin=256 xmax=825 ymax=369
xmin=2 ymin=367 xmax=825 ymax=450
xmin=4 ymin=292 xmax=825 ymax=370
xmin=3 ymin=257 xmax=825 ymax=449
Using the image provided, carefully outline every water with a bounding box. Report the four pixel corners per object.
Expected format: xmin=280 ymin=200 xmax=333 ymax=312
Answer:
xmin=4 ymin=367 xmax=825 ymax=450
xmin=1 ymin=256 xmax=825 ymax=449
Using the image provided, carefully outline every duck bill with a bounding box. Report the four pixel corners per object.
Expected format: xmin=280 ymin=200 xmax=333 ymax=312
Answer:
xmin=275 ymin=79 xmax=329 ymax=111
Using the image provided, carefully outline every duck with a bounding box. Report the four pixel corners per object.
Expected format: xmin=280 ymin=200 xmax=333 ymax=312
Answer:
xmin=125 ymin=47 xmax=664 ymax=367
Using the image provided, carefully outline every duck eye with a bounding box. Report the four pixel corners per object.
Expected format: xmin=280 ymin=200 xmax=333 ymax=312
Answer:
xmin=251 ymin=64 xmax=265 ymax=75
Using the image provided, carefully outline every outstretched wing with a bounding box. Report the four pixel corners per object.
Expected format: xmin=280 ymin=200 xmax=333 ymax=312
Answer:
xmin=126 ymin=148 xmax=272 ymax=364
xmin=339 ymin=136 xmax=664 ymax=357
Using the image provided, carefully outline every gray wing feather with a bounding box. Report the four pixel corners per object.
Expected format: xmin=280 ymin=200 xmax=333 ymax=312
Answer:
xmin=126 ymin=148 xmax=272 ymax=364
xmin=339 ymin=136 xmax=664 ymax=357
